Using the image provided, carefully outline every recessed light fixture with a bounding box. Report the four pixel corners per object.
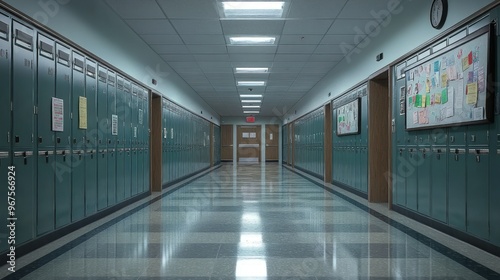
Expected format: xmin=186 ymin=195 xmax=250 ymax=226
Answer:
xmin=229 ymin=37 xmax=276 ymax=45
xmin=240 ymin=94 xmax=263 ymax=98
xmin=235 ymin=67 xmax=269 ymax=73
xmin=244 ymin=111 xmax=260 ymax=114
xmin=241 ymin=100 xmax=262 ymax=103
xmin=222 ymin=2 xmax=285 ymax=18
xmin=242 ymin=105 xmax=261 ymax=108
xmin=237 ymin=81 xmax=266 ymax=86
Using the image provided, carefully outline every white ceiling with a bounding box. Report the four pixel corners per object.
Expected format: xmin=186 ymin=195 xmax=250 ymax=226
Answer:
xmin=105 ymin=0 xmax=390 ymax=117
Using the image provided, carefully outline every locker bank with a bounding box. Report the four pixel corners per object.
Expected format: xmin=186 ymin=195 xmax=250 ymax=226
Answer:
xmin=1 ymin=0 xmax=500 ymax=279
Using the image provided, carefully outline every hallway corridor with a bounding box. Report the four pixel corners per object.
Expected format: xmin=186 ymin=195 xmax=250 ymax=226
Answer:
xmin=2 ymin=164 xmax=499 ymax=279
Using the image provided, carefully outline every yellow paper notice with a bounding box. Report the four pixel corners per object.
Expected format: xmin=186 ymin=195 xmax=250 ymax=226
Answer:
xmin=466 ymin=83 xmax=478 ymax=105
xmin=79 ymin=96 xmax=88 ymax=129
xmin=441 ymin=73 xmax=448 ymax=88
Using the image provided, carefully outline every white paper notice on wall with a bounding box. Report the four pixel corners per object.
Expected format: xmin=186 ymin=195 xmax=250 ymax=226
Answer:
xmin=270 ymin=133 xmax=273 ymax=141
xmin=111 ymin=114 xmax=118 ymax=135
xmin=52 ymin=97 xmax=64 ymax=132
xmin=138 ymin=109 xmax=143 ymax=125
xmin=134 ymin=127 xmax=137 ymax=138
xmin=250 ymin=132 xmax=256 ymax=138
xmin=171 ymin=128 xmax=174 ymax=139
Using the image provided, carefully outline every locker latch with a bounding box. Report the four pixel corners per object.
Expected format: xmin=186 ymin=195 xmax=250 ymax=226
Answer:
xmin=399 ymin=148 xmax=403 ymax=156
xmin=23 ymin=152 xmax=27 ymax=165
xmin=436 ymin=149 xmax=441 ymax=160
xmin=454 ymin=149 xmax=459 ymax=161
xmin=45 ymin=151 xmax=49 ymax=163
xmin=57 ymin=137 xmax=61 ymax=144
xmin=62 ymin=150 xmax=66 ymax=162
xmin=15 ymin=136 xmax=19 ymax=143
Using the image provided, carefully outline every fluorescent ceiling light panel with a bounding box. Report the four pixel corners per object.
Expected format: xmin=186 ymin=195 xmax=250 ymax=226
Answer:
xmin=235 ymin=67 xmax=269 ymax=73
xmin=237 ymin=81 xmax=266 ymax=86
xmin=222 ymin=2 xmax=284 ymax=18
xmin=241 ymin=100 xmax=262 ymax=103
xmin=229 ymin=37 xmax=276 ymax=45
xmin=242 ymin=105 xmax=261 ymax=108
xmin=240 ymin=94 xmax=263 ymax=98
xmin=244 ymin=111 xmax=260 ymax=114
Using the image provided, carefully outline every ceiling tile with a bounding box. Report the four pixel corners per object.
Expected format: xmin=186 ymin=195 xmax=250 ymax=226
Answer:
xmin=321 ymin=34 xmax=359 ymax=45
xmin=282 ymin=20 xmax=333 ymax=35
xmin=221 ymin=20 xmax=285 ymax=35
xmin=180 ymin=34 xmax=226 ymax=45
xmin=269 ymin=73 xmax=299 ymax=80
xmin=186 ymin=45 xmax=228 ymax=54
xmin=274 ymin=54 xmax=310 ymax=62
xmin=267 ymin=80 xmax=294 ymax=87
xmin=272 ymin=61 xmax=306 ymax=68
xmin=230 ymin=54 xmax=276 ymax=62
xmin=106 ymin=0 xmax=165 ymax=19
xmin=161 ymin=55 xmax=197 ymax=62
xmin=315 ymin=44 xmax=350 ymax=54
xmin=140 ymin=34 xmax=183 ymax=45
xmin=125 ymin=19 xmax=176 ymax=35
xmin=171 ymin=20 xmax=223 ymax=35
xmin=337 ymin=0 xmax=394 ymax=19
xmin=277 ymin=45 xmax=317 ymax=54
xmin=157 ymin=0 xmax=219 ymax=19
xmin=328 ymin=19 xmax=374 ymax=34
xmin=234 ymin=73 xmax=270 ymax=80
xmin=227 ymin=46 xmax=277 ymax=54
xmin=288 ymin=0 xmax=348 ymax=18
xmin=303 ymin=61 xmax=334 ymax=68
xmin=151 ymin=44 xmax=190 ymax=54
xmin=266 ymin=86 xmax=291 ymax=92
xmin=205 ymin=73 xmax=234 ymax=79
xmin=279 ymin=35 xmax=323 ymax=45
xmin=271 ymin=67 xmax=303 ymax=73
xmin=195 ymin=54 xmax=231 ymax=62
xmin=309 ymin=54 xmax=344 ymax=61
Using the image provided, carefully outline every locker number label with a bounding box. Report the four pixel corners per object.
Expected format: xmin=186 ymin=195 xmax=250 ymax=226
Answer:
xmin=6 ymin=165 xmax=17 ymax=273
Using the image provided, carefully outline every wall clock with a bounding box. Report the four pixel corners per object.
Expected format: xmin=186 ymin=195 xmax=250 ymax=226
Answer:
xmin=430 ymin=0 xmax=448 ymax=29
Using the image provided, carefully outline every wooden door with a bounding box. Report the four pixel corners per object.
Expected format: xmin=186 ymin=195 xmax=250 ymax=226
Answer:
xmin=237 ymin=125 xmax=261 ymax=162
xmin=221 ymin=125 xmax=233 ymax=161
xmin=265 ymin=124 xmax=279 ymax=161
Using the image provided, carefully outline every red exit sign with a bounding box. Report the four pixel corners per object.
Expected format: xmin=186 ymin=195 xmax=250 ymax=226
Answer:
xmin=246 ymin=116 xmax=255 ymax=123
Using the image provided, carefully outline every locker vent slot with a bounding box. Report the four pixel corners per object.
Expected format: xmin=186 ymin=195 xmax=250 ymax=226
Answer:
xmin=124 ymin=82 xmax=131 ymax=92
xmin=73 ymin=58 xmax=84 ymax=72
xmin=57 ymin=50 xmax=70 ymax=66
xmin=86 ymin=64 xmax=96 ymax=77
xmin=15 ymin=29 xmax=33 ymax=50
xmin=0 ymin=21 xmax=8 ymax=40
xmin=107 ymin=74 xmax=115 ymax=86
xmin=98 ymin=70 xmax=107 ymax=82
xmin=39 ymin=41 xmax=54 ymax=59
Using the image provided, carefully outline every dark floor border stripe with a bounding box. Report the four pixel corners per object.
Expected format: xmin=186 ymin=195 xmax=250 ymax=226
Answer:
xmin=2 ymin=165 xmax=221 ymax=280
xmin=283 ymin=165 xmax=500 ymax=280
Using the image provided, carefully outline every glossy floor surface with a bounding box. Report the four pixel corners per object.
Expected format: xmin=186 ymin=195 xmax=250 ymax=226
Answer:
xmin=2 ymin=163 xmax=500 ymax=279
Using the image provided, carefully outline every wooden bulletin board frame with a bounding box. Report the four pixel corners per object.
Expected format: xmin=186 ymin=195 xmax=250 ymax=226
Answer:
xmin=336 ymin=98 xmax=361 ymax=136
xmin=405 ymin=24 xmax=494 ymax=131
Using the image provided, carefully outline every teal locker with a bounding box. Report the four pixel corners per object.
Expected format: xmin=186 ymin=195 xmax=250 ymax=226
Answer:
xmin=491 ymin=148 xmax=500 ymax=245
xmin=107 ymin=72 xmax=116 ymax=205
xmin=37 ymin=151 xmax=54 ymax=235
xmin=123 ymin=80 xmax=132 ymax=198
xmin=136 ymin=90 xmax=144 ymax=192
xmin=467 ymin=124 xmax=489 ymax=146
xmin=137 ymin=146 xmax=145 ymax=192
xmin=430 ymin=147 xmax=447 ymax=222
xmin=430 ymin=128 xmax=448 ymax=146
xmin=448 ymin=148 xmax=466 ymax=231
xmin=115 ymin=77 xmax=125 ymax=202
xmin=13 ymin=151 xmax=35 ymax=245
xmin=466 ymin=148 xmax=490 ymax=240
xmin=116 ymin=148 xmax=125 ymax=202
xmin=36 ymin=35 xmax=55 ymax=148
xmin=55 ymin=43 xmax=71 ymax=148
xmin=417 ymin=146 xmax=431 ymax=216
xmin=360 ymin=146 xmax=368 ymax=193
xmin=0 ymin=13 xmax=11 ymax=149
xmin=96 ymin=67 xmax=108 ymax=210
xmin=71 ymin=150 xmax=85 ymax=221
xmin=131 ymin=148 xmax=138 ymax=195
xmin=406 ymin=147 xmax=418 ymax=211
xmin=143 ymin=90 xmax=150 ymax=191
xmin=161 ymin=99 xmax=167 ymax=185
xmin=71 ymin=52 xmax=85 ymax=222
xmin=84 ymin=60 xmax=97 ymax=216
xmin=55 ymin=149 xmax=71 ymax=228
xmin=394 ymin=147 xmax=407 ymax=206
xmin=12 ymin=21 xmax=35 ymax=150
xmin=448 ymin=127 xmax=467 ymax=146
xmin=130 ymin=86 xmax=138 ymax=194
xmin=0 ymin=152 xmax=10 ymax=252
xmin=124 ymin=149 xmax=132 ymax=198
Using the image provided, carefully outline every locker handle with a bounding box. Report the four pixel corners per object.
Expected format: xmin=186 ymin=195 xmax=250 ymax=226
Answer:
xmin=73 ymin=138 xmax=77 ymax=144
xmin=39 ymin=137 xmax=43 ymax=143
xmin=15 ymin=136 xmax=19 ymax=143
xmin=57 ymin=137 xmax=61 ymax=144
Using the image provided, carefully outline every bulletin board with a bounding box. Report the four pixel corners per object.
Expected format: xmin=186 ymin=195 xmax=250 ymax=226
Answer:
xmin=337 ymin=98 xmax=360 ymax=136
xmin=405 ymin=25 xmax=493 ymax=130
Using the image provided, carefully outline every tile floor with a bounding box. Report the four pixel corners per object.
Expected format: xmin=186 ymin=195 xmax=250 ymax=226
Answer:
xmin=1 ymin=163 xmax=500 ymax=279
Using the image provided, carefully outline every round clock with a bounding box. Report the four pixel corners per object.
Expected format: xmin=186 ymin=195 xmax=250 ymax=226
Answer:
xmin=430 ymin=0 xmax=448 ymax=29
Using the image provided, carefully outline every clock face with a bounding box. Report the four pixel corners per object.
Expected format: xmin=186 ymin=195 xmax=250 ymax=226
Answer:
xmin=430 ymin=0 xmax=447 ymax=29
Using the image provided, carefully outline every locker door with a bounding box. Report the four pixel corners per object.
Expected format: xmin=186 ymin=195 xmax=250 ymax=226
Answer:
xmin=360 ymin=146 xmax=368 ymax=193
xmin=143 ymin=90 xmax=150 ymax=192
xmin=0 ymin=152 xmax=11 ymax=252
xmin=37 ymin=35 xmax=55 ymax=148
xmin=97 ymin=67 xmax=108 ymax=209
xmin=136 ymin=90 xmax=144 ymax=192
xmin=406 ymin=147 xmax=418 ymax=211
xmin=107 ymin=72 xmax=116 ymax=205
xmin=0 ymin=14 xmax=11 ymax=149
xmin=115 ymin=77 xmax=125 ymax=202
xmin=55 ymin=149 xmax=71 ymax=228
xmin=466 ymin=149 xmax=489 ymax=240
xmin=394 ymin=147 xmax=407 ymax=206
xmin=430 ymin=147 xmax=447 ymax=222
xmin=37 ymin=151 xmax=55 ymax=235
xmin=131 ymin=86 xmax=138 ymax=194
xmin=162 ymin=99 xmax=168 ymax=185
xmin=55 ymin=43 xmax=71 ymax=149
xmin=491 ymin=148 xmax=500 ymax=245
xmin=71 ymin=52 xmax=85 ymax=222
xmin=12 ymin=21 xmax=35 ymax=150
xmin=448 ymin=148 xmax=466 ymax=231
xmin=85 ymin=61 xmax=97 ymax=216
xmin=14 ymin=151 xmax=35 ymax=245
xmin=417 ymin=146 xmax=431 ymax=216
xmin=123 ymin=80 xmax=132 ymax=199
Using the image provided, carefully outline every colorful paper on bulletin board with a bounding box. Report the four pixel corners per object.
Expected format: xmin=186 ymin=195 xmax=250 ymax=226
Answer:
xmin=415 ymin=95 xmax=422 ymax=108
xmin=425 ymin=79 xmax=431 ymax=93
xmin=478 ymin=67 xmax=485 ymax=93
xmin=462 ymin=56 xmax=470 ymax=71
xmin=466 ymin=83 xmax=478 ymax=105
xmin=78 ymin=96 xmax=87 ymax=129
xmin=421 ymin=94 xmax=427 ymax=108
xmin=441 ymin=73 xmax=448 ymax=88
xmin=468 ymin=51 xmax=473 ymax=64
xmin=441 ymin=88 xmax=448 ymax=104
xmin=425 ymin=94 xmax=431 ymax=107
xmin=434 ymin=61 xmax=440 ymax=73
xmin=435 ymin=93 xmax=442 ymax=104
